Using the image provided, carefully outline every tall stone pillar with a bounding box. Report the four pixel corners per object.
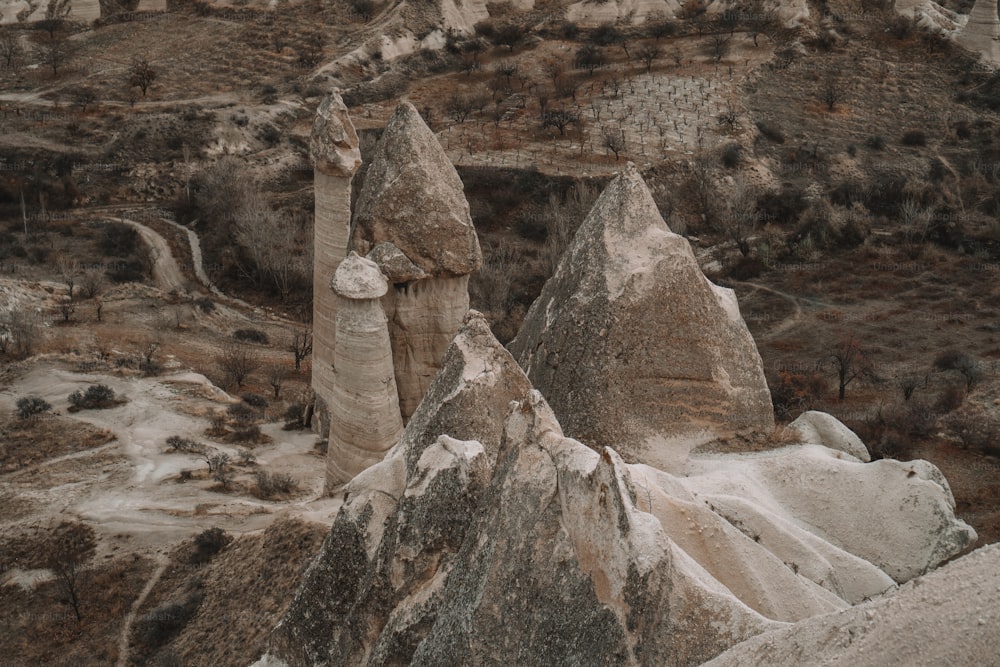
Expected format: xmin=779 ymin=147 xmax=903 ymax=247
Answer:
xmin=311 ymin=91 xmax=361 ymax=435
xmin=326 ymin=253 xmax=404 ymax=492
xmin=351 ymin=102 xmax=483 ymax=421
xmin=957 ymin=0 xmax=1000 ymax=66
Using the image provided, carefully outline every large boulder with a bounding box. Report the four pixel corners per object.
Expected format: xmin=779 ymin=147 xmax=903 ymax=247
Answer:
xmin=311 ymin=90 xmax=362 ymax=435
xmin=508 ymin=163 xmax=774 ymax=470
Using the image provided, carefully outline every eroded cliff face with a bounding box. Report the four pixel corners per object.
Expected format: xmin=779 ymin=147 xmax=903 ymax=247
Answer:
xmin=508 ymin=163 xmax=774 ymax=471
xmin=311 ymin=91 xmax=362 ymax=435
xmin=351 ymin=102 xmax=482 ymax=421
xmin=257 ymin=310 xmax=975 ymax=667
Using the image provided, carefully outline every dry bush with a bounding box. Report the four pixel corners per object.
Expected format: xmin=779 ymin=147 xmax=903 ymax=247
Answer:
xmin=0 ymin=415 xmax=115 ymax=471
xmin=253 ymin=470 xmax=299 ymax=499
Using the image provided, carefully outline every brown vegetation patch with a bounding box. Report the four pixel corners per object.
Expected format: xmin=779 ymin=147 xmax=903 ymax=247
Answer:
xmin=0 ymin=553 xmax=154 ymax=667
xmin=0 ymin=414 xmax=115 ymax=473
xmin=127 ymin=519 xmax=326 ymax=666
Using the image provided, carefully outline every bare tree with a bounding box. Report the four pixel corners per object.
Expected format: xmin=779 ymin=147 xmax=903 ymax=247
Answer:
xmin=827 ymin=336 xmax=873 ymax=400
xmin=722 ymin=176 xmax=759 ymax=257
xmin=128 ymin=56 xmax=157 ymax=97
xmin=79 ymin=268 xmax=104 ymax=299
xmin=43 ymin=521 xmax=97 ymax=622
xmin=58 ymin=297 xmax=75 ymax=322
xmin=637 ymin=43 xmax=662 ymax=73
xmin=40 ymin=33 xmax=74 ymax=77
xmin=218 ymin=340 xmax=260 ymax=388
xmin=708 ymin=33 xmax=732 ymax=62
xmin=820 ymin=70 xmax=843 ymax=112
xmin=266 ymin=363 xmax=288 ymax=399
xmin=0 ymin=28 xmax=23 ymax=69
xmin=0 ymin=305 xmax=42 ymax=358
xmin=602 ymin=126 xmax=626 ymax=161
xmin=445 ymin=93 xmax=475 ymax=124
xmin=289 ymin=329 xmax=312 ymax=371
xmin=574 ymin=43 xmax=606 ymax=75
xmin=541 ymin=108 xmax=580 ymax=136
xmin=56 ymin=254 xmax=79 ymax=299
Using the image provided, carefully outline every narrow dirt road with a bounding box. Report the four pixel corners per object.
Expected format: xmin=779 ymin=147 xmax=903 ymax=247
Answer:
xmin=116 ymin=556 xmax=169 ymax=667
xmin=119 ymin=217 xmax=188 ymax=293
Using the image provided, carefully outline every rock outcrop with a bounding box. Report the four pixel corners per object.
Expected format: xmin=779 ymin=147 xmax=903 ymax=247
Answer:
xmin=956 ymin=0 xmax=1000 ymax=66
xmin=311 ymin=90 xmax=362 ymax=434
xmin=705 ymin=543 xmax=1000 ymax=667
xmin=325 ymin=253 xmax=404 ymax=490
xmin=508 ymin=163 xmax=774 ymax=470
xmin=351 ymin=101 xmax=482 ymax=421
xmin=788 ymin=410 xmax=870 ymax=462
xmin=257 ymin=314 xmax=975 ymax=667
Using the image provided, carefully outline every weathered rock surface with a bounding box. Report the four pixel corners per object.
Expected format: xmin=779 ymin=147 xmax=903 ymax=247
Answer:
xmin=956 ymin=0 xmax=1000 ymax=66
xmin=325 ymin=253 xmax=403 ymax=490
xmin=351 ymin=102 xmax=481 ymax=278
xmin=352 ymin=102 xmax=482 ymax=421
xmin=509 ymin=163 xmax=774 ymax=470
xmin=566 ymin=0 xmax=681 ymax=25
xmin=264 ymin=311 xmax=533 ymax=665
xmin=705 ymin=543 xmax=1000 ymax=667
xmin=312 ymin=90 xmax=362 ymax=435
xmin=788 ymin=410 xmax=870 ymax=462
xmin=380 ymin=275 xmax=472 ymax=419
xmin=257 ymin=315 xmax=975 ymax=667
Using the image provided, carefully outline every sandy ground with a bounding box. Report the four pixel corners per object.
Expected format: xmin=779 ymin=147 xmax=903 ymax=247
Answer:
xmin=0 ymin=362 xmax=342 ymax=564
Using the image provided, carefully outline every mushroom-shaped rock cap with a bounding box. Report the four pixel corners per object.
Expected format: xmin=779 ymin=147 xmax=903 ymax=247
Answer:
xmin=311 ymin=90 xmax=361 ymax=177
xmin=331 ymin=252 xmax=388 ymax=299
xmin=351 ymin=102 xmax=482 ymax=277
xmin=367 ymin=242 xmax=428 ymax=283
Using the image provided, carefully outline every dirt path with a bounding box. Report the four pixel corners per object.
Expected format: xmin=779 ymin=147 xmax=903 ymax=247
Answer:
xmin=119 ymin=217 xmax=188 ymax=293
xmin=116 ymin=556 xmax=169 ymax=667
xmin=732 ymin=281 xmax=834 ymax=339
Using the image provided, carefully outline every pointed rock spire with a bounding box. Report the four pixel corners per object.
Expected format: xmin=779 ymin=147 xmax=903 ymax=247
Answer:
xmin=351 ymin=101 xmax=481 ymax=277
xmin=311 ymin=90 xmax=362 ymax=436
xmin=509 ymin=163 xmax=774 ymax=470
xmin=351 ymin=101 xmax=484 ymax=421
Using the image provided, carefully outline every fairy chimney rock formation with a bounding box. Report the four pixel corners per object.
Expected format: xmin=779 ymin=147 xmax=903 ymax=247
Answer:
xmin=325 ymin=252 xmax=404 ymax=492
xmin=956 ymin=0 xmax=1000 ymax=66
xmin=351 ymin=101 xmax=483 ymax=420
xmin=509 ymin=163 xmax=774 ymax=470
xmin=312 ymin=90 xmax=362 ymax=435
xmin=257 ymin=313 xmax=974 ymax=667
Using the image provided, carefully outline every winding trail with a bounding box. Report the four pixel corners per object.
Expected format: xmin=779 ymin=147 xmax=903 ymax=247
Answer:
xmin=116 ymin=556 xmax=169 ymax=667
xmin=731 ymin=281 xmax=835 ymax=339
xmin=119 ymin=217 xmax=188 ymax=292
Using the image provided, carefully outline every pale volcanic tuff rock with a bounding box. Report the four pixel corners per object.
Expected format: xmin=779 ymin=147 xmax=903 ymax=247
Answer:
xmin=956 ymin=0 xmax=1000 ymax=66
xmin=352 ymin=101 xmax=483 ymax=420
xmin=325 ymin=253 xmax=404 ymax=490
xmin=705 ymin=543 xmax=1000 ymax=667
xmin=311 ymin=90 xmax=362 ymax=435
xmin=256 ymin=314 xmax=974 ymax=667
xmin=508 ymin=163 xmax=774 ymax=471
xmin=788 ymin=410 xmax=871 ymax=462
xmin=351 ymin=102 xmax=481 ymax=277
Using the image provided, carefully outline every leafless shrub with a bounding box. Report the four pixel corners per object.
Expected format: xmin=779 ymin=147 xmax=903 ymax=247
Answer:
xmin=217 ymin=340 xmax=260 ymax=389
xmin=253 ymin=470 xmax=298 ymax=499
